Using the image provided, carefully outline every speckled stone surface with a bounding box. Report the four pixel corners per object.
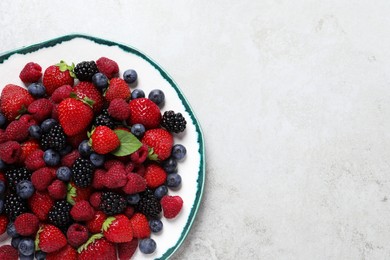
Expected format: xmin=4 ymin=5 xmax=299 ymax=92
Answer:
xmin=1 ymin=1 xmax=390 ymax=259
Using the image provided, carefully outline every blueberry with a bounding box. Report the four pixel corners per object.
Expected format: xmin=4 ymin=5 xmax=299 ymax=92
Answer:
xmin=0 ymin=200 xmax=3 ymax=214
xmin=43 ymin=149 xmax=60 ymax=166
xmin=28 ymin=125 xmax=42 ymax=139
xmin=27 ymin=83 xmax=46 ymax=98
xmin=19 ymin=254 xmax=34 ymax=260
xmin=0 ymin=180 xmax=5 ymax=194
xmin=127 ymin=193 xmax=140 ymax=205
xmin=92 ymin=72 xmax=109 ymax=90
xmin=59 ymin=145 xmax=72 ymax=156
xmin=78 ymin=140 xmax=92 ymax=158
xmin=139 ymin=238 xmax=156 ymax=254
xmin=0 ymin=159 xmax=5 ymax=170
xmin=40 ymin=119 xmax=57 ymax=133
xmin=148 ymin=89 xmax=165 ymax=106
xmin=149 ymin=219 xmax=163 ymax=233
xmin=154 ymin=185 xmax=168 ymax=200
xmin=0 ymin=113 xmax=6 ymax=128
xmin=123 ymin=69 xmax=138 ymax=84
xmin=35 ymin=251 xmax=46 ymax=260
xmin=90 ymin=153 xmax=105 ymax=167
xmin=171 ymin=144 xmax=186 ymax=160
xmin=131 ymin=89 xmax=145 ymax=99
xmin=166 ymin=173 xmax=182 ymax=188
xmin=18 ymin=238 xmax=35 ymax=256
xmin=162 ymin=158 xmax=177 ymax=173
xmin=131 ymin=124 xmax=145 ymax=139
xmin=56 ymin=166 xmax=72 ymax=182
xmin=11 ymin=236 xmax=22 ymax=248
xmin=7 ymin=222 xmax=19 ymax=238
xmin=16 ymin=180 xmax=35 ymax=199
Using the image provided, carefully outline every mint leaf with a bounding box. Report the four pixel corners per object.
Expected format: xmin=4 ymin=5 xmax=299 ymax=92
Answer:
xmin=111 ymin=130 xmax=142 ymax=156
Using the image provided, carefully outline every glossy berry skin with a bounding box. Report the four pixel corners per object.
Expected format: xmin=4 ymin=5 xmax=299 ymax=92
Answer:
xmin=16 ymin=180 xmax=35 ymax=199
xmin=27 ymin=83 xmax=46 ymax=98
xmin=0 ymin=113 xmax=6 ymax=128
xmin=139 ymin=238 xmax=156 ymax=254
xmin=171 ymin=144 xmax=187 ymax=160
xmin=0 ymin=84 xmax=34 ymax=121
xmin=154 ymin=185 xmax=168 ymax=200
xmin=142 ymin=128 xmax=173 ymax=161
xmin=40 ymin=119 xmax=57 ymax=133
xmin=92 ymin=72 xmax=109 ymax=90
xmin=43 ymin=149 xmax=60 ymax=166
xmin=56 ymin=166 xmax=72 ymax=182
xmin=128 ymin=98 xmax=161 ymax=130
xmin=18 ymin=238 xmax=35 ymax=256
xmin=149 ymin=219 xmax=163 ymax=233
xmin=28 ymin=125 xmax=42 ymax=139
xmin=42 ymin=63 xmax=74 ymax=95
xmin=11 ymin=236 xmax=21 ymax=248
xmin=148 ymin=89 xmax=165 ymax=106
xmin=123 ymin=69 xmax=138 ymax=84
xmin=7 ymin=222 xmax=18 ymax=238
xmin=90 ymin=126 xmax=120 ymax=155
xmin=90 ymin=153 xmax=105 ymax=167
xmin=162 ymin=157 xmax=177 ymax=173
xmin=20 ymin=254 xmax=34 ymax=260
xmin=35 ymin=251 xmax=46 ymax=260
xmin=78 ymin=140 xmax=92 ymax=158
xmin=166 ymin=173 xmax=182 ymax=188
xmin=127 ymin=194 xmax=140 ymax=205
xmin=130 ymin=123 xmax=145 ymax=139
xmin=131 ymin=89 xmax=145 ymax=99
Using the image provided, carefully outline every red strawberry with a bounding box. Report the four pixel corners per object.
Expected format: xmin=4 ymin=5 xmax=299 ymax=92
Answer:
xmin=128 ymin=98 xmax=161 ymax=129
xmin=103 ymin=164 xmax=127 ymax=189
xmin=129 ymin=213 xmax=150 ymax=238
xmin=70 ymin=200 xmax=95 ymax=221
xmin=0 ymin=141 xmax=21 ymax=164
xmin=46 ymin=244 xmax=77 ymax=260
xmin=142 ymin=128 xmax=173 ymax=160
xmin=14 ymin=213 xmax=39 ymax=236
xmin=123 ymin=173 xmax=146 ymax=194
xmin=105 ymin=78 xmax=131 ymax=102
xmin=58 ymin=97 xmax=93 ymax=136
xmin=25 ymin=149 xmax=45 ymax=171
xmin=161 ymin=195 xmax=183 ymax=219
xmin=0 ymin=245 xmax=18 ymax=260
xmin=0 ymin=84 xmax=34 ymax=121
xmin=19 ymin=139 xmax=40 ymax=163
xmin=28 ymin=191 xmax=54 ymax=221
xmin=27 ymin=98 xmax=53 ymax=122
xmin=144 ymin=163 xmax=167 ymax=189
xmin=107 ymin=98 xmax=130 ymax=121
xmin=19 ymin=62 xmax=42 ymax=84
xmin=51 ymin=84 xmax=72 ymax=103
xmin=90 ymin=126 xmax=120 ymax=154
xmin=43 ymin=61 xmax=74 ymax=95
xmin=86 ymin=211 xmax=106 ymax=234
xmin=118 ymin=238 xmax=138 ymax=260
xmin=77 ymin=234 xmax=116 ymax=260
xmin=36 ymin=224 xmax=67 ymax=253
xmin=31 ymin=167 xmax=55 ymax=191
xmin=102 ymin=214 xmax=133 ymax=243
xmin=48 ymin=180 xmax=67 ymax=200
xmin=0 ymin=215 xmax=8 ymax=235
xmin=61 ymin=149 xmax=80 ymax=167
xmin=4 ymin=119 xmax=29 ymax=142
xmin=73 ymin=81 xmax=103 ymax=114
xmin=96 ymin=57 xmax=119 ymax=79
xmin=89 ymin=192 xmax=102 ymax=209
xmin=66 ymin=223 xmax=89 ymax=248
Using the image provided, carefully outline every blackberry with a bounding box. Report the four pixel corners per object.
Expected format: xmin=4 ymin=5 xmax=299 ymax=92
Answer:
xmin=135 ymin=189 xmax=161 ymax=218
xmin=40 ymin=123 xmax=66 ymax=151
xmin=93 ymin=113 xmax=115 ymax=129
xmin=4 ymin=193 xmax=28 ymax=221
xmin=161 ymin=110 xmax=187 ymax=133
xmin=99 ymin=191 xmax=126 ymax=216
xmin=74 ymin=61 xmax=99 ymax=82
xmin=71 ymin=158 xmax=94 ymax=187
xmin=48 ymin=200 xmax=72 ymax=231
xmin=5 ymin=167 xmax=31 ymax=191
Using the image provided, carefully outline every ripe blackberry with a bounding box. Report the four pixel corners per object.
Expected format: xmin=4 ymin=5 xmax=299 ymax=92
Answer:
xmin=40 ymin=123 xmax=66 ymax=151
xmin=48 ymin=200 xmax=72 ymax=231
xmin=4 ymin=193 xmax=28 ymax=221
xmin=99 ymin=191 xmax=126 ymax=216
xmin=5 ymin=167 xmax=31 ymax=191
xmin=74 ymin=61 xmax=99 ymax=82
xmin=71 ymin=158 xmax=95 ymax=188
xmin=135 ymin=189 xmax=161 ymax=218
xmin=93 ymin=113 xmax=115 ymax=129
xmin=161 ymin=110 xmax=187 ymax=133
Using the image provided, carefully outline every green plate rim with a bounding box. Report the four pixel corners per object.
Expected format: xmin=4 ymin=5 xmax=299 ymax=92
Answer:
xmin=0 ymin=34 xmax=205 ymax=260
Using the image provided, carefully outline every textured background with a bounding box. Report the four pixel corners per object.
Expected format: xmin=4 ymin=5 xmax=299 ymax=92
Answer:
xmin=1 ymin=1 xmax=390 ymax=259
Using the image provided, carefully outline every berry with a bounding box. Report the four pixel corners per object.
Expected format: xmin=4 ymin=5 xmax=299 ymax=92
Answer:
xmin=149 ymin=219 xmax=163 ymax=233
xmin=59 ymin=145 xmax=72 ymax=156
xmin=31 ymin=167 xmax=54 ymax=191
xmin=103 ymin=164 xmax=127 ymax=189
xmin=28 ymin=191 xmax=54 ymax=221
xmin=86 ymin=211 xmax=106 ymax=233
xmin=36 ymin=224 xmax=67 ymax=253
xmin=123 ymin=69 xmax=138 ymax=84
xmin=172 ymin=144 xmax=187 ymax=160
xmin=123 ymin=173 xmax=146 ymax=195
xmin=105 ymin=78 xmax=131 ymax=102
xmin=78 ymin=235 xmax=116 ymax=260
xmin=0 ymin=84 xmax=34 ymax=121
xmin=104 ymin=159 xmax=124 ymax=170
xmin=0 ymin=245 xmax=18 ymax=260
xmin=161 ymin=195 xmax=183 ymax=219
xmin=18 ymin=238 xmax=35 ymax=256
xmin=40 ymin=118 xmax=57 ymax=133
xmin=4 ymin=193 xmax=28 ymax=221
xmin=11 ymin=237 xmax=21 ymax=249
xmin=131 ymin=89 xmax=145 ymax=99
xmin=27 ymin=83 xmax=45 ymax=98
xmin=102 ymin=214 xmax=133 ymax=243
xmin=5 ymin=167 xmax=31 ymax=191
xmin=70 ymin=200 xmax=95 ymax=221
xmin=47 ymin=180 xmax=67 ymax=200
xmin=56 ymin=166 xmax=72 ymax=182
xmin=24 ymin=149 xmax=45 ymax=171
xmin=144 ymin=163 xmax=167 ymax=189
xmin=5 ymin=120 xmax=29 ymax=142
xmin=93 ymin=113 xmax=115 ymax=129
xmin=14 ymin=213 xmax=39 ymax=236
xmin=167 ymin=173 xmax=182 ymax=188
xmin=42 ymin=61 xmax=74 ymax=95
xmin=78 ymin=140 xmax=92 ymax=158
xmin=28 ymin=125 xmax=42 ymax=139
xmin=50 ymin=85 xmax=72 ymax=103
xmin=74 ymin=61 xmax=99 ymax=82
xmin=0 ymin=215 xmax=8 ymax=234
xmin=43 ymin=149 xmax=60 ymax=166
xmin=0 ymin=113 xmax=6 ymax=128
xmin=127 ymin=194 xmax=140 ymax=205
xmin=96 ymin=57 xmax=119 ymax=79
xmin=0 ymin=181 xmax=5 ymax=194
xmin=130 ymin=123 xmax=146 ymax=139
xmin=129 ymin=213 xmax=151 ymax=239
xmin=162 ymin=157 xmax=178 ymax=173
xmin=139 ymin=238 xmax=156 ymax=254
xmin=118 ymin=239 xmax=138 ymax=260
xmin=91 ymin=169 xmax=106 ymax=189
xmin=16 ymin=180 xmax=35 ymax=199
xmin=27 ymin=98 xmax=53 ymax=122
xmin=45 ymin=244 xmax=77 ymax=260
xmin=0 ymin=200 xmax=3 ymax=214
xmin=19 ymin=62 xmax=42 ymax=84
xmin=90 ymin=126 xmax=120 ymax=155
xmin=135 ymin=189 xmax=161 ymax=218
xmin=7 ymin=222 xmax=18 ymax=238
xmin=73 ymin=81 xmax=104 ymax=114
xmin=61 ymin=149 xmax=79 ymax=168
xmin=66 ymin=223 xmax=89 ymax=248
xmin=89 ymin=153 xmax=105 ymax=167
xmin=0 ymin=141 xmax=21 ymax=164
xmin=35 ymin=251 xmax=46 ymax=260
xmin=161 ymin=110 xmax=187 ymax=133
xmin=19 ymin=139 xmax=40 ymax=163
xmin=67 ymin=182 xmax=93 ymax=205
xmin=92 ymin=72 xmax=109 ymax=90
xmin=40 ymin=123 xmax=67 ymax=151
xmin=71 ymin=158 xmax=94 ymax=188
xmin=128 ymin=98 xmax=161 ymax=129
xmin=48 ymin=200 xmax=72 ymax=230
xmin=99 ymin=191 xmax=126 ymax=216
xmin=142 ymin=128 xmax=173 ymax=160
xmin=148 ymin=89 xmax=165 ymax=106
xmin=108 ymin=98 xmax=130 ymax=121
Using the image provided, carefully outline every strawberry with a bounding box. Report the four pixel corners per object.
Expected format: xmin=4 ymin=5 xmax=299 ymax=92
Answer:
xmin=0 ymin=141 xmax=21 ymax=164
xmin=161 ymin=195 xmax=183 ymax=219
xmin=46 ymin=244 xmax=77 ymax=260
xmin=0 ymin=245 xmax=18 ymax=260
xmin=4 ymin=119 xmax=29 ymax=142
xmin=43 ymin=61 xmax=74 ymax=95
xmin=0 ymin=84 xmax=34 ymax=121
xmin=108 ymin=98 xmax=130 ymax=120
xmin=73 ymin=81 xmax=103 ymax=114
xmin=27 ymin=98 xmax=53 ymax=122
xmin=28 ymin=191 xmax=54 ymax=221
xmin=14 ymin=213 xmax=39 ymax=236
xmin=86 ymin=211 xmax=106 ymax=234
xmin=77 ymin=234 xmax=116 ymax=260
xmin=66 ymin=223 xmax=89 ymax=248
xmin=142 ymin=128 xmax=173 ymax=160
xmin=19 ymin=139 xmax=40 ymax=163
xmin=48 ymin=180 xmax=67 ymax=200
xmin=19 ymin=62 xmax=42 ymax=84
xmin=0 ymin=215 xmax=8 ymax=235
xmin=128 ymin=98 xmax=161 ymax=129
xmin=105 ymin=78 xmax=131 ymax=102
xmin=96 ymin=57 xmax=119 ymax=79
xmin=51 ymin=84 xmax=72 ymax=103
xmin=103 ymin=164 xmax=127 ymax=189
xmin=70 ymin=200 xmax=95 ymax=221
xmin=144 ymin=163 xmax=167 ymax=188
xmin=36 ymin=224 xmax=67 ymax=253
xmin=58 ymin=97 xmax=93 ymax=136
xmin=123 ymin=173 xmax=146 ymax=194
xmin=118 ymin=238 xmax=138 ymax=260
xmin=129 ymin=213 xmax=150 ymax=238
xmin=102 ymin=214 xmax=133 ymax=243
xmin=90 ymin=126 xmax=120 ymax=154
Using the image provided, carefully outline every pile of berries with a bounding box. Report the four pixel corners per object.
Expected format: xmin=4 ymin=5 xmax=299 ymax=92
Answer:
xmin=0 ymin=57 xmax=188 ymax=259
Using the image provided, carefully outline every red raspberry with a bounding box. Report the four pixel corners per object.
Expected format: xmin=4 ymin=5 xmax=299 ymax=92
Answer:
xmin=86 ymin=211 xmax=106 ymax=234
xmin=105 ymin=78 xmax=131 ymax=102
xmin=89 ymin=192 xmax=102 ymax=209
xmin=66 ymin=223 xmax=89 ymax=248
xmin=50 ymin=85 xmax=72 ymax=103
xmin=51 ymin=103 xmax=59 ymax=121
xmin=92 ymin=169 xmax=106 ymax=189
xmin=19 ymin=114 xmax=37 ymax=127
xmin=61 ymin=149 xmax=80 ymax=168
xmin=0 ymin=215 xmax=8 ymax=235
xmin=129 ymin=213 xmax=150 ymax=239
xmin=104 ymin=159 xmax=124 ymax=170
xmin=31 ymin=167 xmax=54 ymax=191
xmin=123 ymin=206 xmax=135 ymax=219
xmin=70 ymin=200 xmax=95 ymax=221
xmin=0 ymin=172 xmax=5 ymax=183
xmin=0 ymin=141 xmax=21 ymax=164
xmin=48 ymin=180 xmax=67 ymax=200
xmin=103 ymin=165 xmax=127 ymax=189
xmin=19 ymin=139 xmax=40 ymax=163
xmin=19 ymin=62 xmax=42 ymax=84
xmin=14 ymin=213 xmax=39 ymax=236
xmin=27 ymin=98 xmax=53 ymax=123
xmin=28 ymin=191 xmax=54 ymax=221
xmin=96 ymin=57 xmax=119 ymax=79
xmin=130 ymin=144 xmax=148 ymax=164
xmin=123 ymin=173 xmax=146 ymax=195
xmin=0 ymin=129 xmax=6 ymax=144
xmin=161 ymin=195 xmax=183 ymax=219
xmin=67 ymin=131 xmax=87 ymax=149
xmin=25 ymin=149 xmax=45 ymax=171
xmin=108 ymin=98 xmax=130 ymax=121
xmin=124 ymin=162 xmax=135 ymax=174
xmin=118 ymin=239 xmax=138 ymax=260
xmin=46 ymin=244 xmax=77 ymax=260
xmin=133 ymin=163 xmax=146 ymax=177
xmin=144 ymin=163 xmax=167 ymax=189
xmin=0 ymin=245 xmax=18 ymax=260
xmin=5 ymin=120 xmax=29 ymax=142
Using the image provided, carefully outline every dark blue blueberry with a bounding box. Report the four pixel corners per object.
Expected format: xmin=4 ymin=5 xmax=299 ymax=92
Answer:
xmin=92 ymin=72 xmax=109 ymax=90
xmin=56 ymin=166 xmax=72 ymax=182
xmin=148 ymin=89 xmax=165 ymax=106
xmin=27 ymin=83 xmax=46 ymax=98
xmin=43 ymin=149 xmax=60 ymax=166
xmin=0 ymin=159 xmax=5 ymax=170
xmin=16 ymin=180 xmax=35 ymax=199
xmin=0 ymin=113 xmax=6 ymax=128
xmin=0 ymin=180 xmax=5 ymax=194
xmin=90 ymin=153 xmax=105 ymax=167
xmin=131 ymin=124 xmax=145 ymax=139
xmin=171 ymin=144 xmax=186 ymax=160
xmin=139 ymin=238 xmax=156 ymax=254
xmin=131 ymin=89 xmax=145 ymax=99
xmin=123 ymin=69 xmax=138 ymax=84
xmin=28 ymin=125 xmax=42 ymax=139
xmin=19 ymin=254 xmax=34 ymax=260
xmin=78 ymin=140 xmax=92 ymax=158
xmin=127 ymin=193 xmax=140 ymax=205
xmin=166 ymin=173 xmax=182 ymax=188
xmin=59 ymin=145 xmax=72 ymax=156
xmin=7 ymin=222 xmax=19 ymax=238
xmin=11 ymin=236 xmax=22 ymax=248
xmin=149 ymin=219 xmax=163 ymax=233
xmin=40 ymin=119 xmax=57 ymax=133
xmin=18 ymin=238 xmax=35 ymax=256
xmin=154 ymin=185 xmax=168 ymax=200
xmin=162 ymin=158 xmax=177 ymax=173
xmin=0 ymin=200 xmax=3 ymax=214
xmin=35 ymin=251 xmax=46 ymax=260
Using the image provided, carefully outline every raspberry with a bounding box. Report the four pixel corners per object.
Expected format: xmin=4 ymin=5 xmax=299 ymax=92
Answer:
xmin=51 ymin=103 xmax=59 ymax=120
xmin=66 ymin=223 xmax=89 ymax=248
xmin=161 ymin=195 xmax=183 ymax=219
xmin=48 ymin=180 xmax=67 ymax=200
xmin=104 ymin=159 xmax=124 ymax=170
xmin=14 ymin=213 xmax=39 ymax=236
xmin=103 ymin=165 xmax=127 ymax=189
xmin=19 ymin=62 xmax=42 ymax=84
xmin=0 ymin=245 xmax=18 ymax=260
xmin=0 ymin=215 xmax=8 ymax=235
xmin=0 ymin=129 xmax=7 ymax=144
xmin=31 ymin=167 xmax=54 ymax=191
xmin=123 ymin=173 xmax=146 ymax=195
xmin=27 ymin=98 xmax=53 ymax=123
xmin=123 ymin=206 xmax=135 ymax=219
xmin=125 ymin=162 xmax=135 ymax=174
xmin=130 ymin=144 xmax=148 ymax=164
xmin=25 ymin=149 xmax=45 ymax=171
xmin=118 ymin=239 xmax=138 ymax=260
xmin=129 ymin=213 xmax=150 ymax=239
xmin=92 ymin=169 xmax=106 ymax=189
xmin=19 ymin=139 xmax=40 ymax=163
xmin=61 ymin=149 xmax=80 ymax=168
xmin=0 ymin=141 xmax=21 ymax=164
xmin=70 ymin=200 xmax=95 ymax=221
xmin=108 ymin=98 xmax=130 ymax=121
xmin=67 ymin=131 xmax=87 ymax=149
xmin=28 ymin=191 xmax=54 ymax=221
xmin=5 ymin=120 xmax=29 ymax=142
xmin=50 ymin=85 xmax=72 ymax=103
xmin=19 ymin=114 xmax=37 ymax=128
xmin=89 ymin=192 xmax=102 ymax=209
xmin=96 ymin=57 xmax=119 ymax=79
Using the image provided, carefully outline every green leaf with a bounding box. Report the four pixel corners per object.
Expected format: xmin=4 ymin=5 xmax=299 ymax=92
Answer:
xmin=66 ymin=183 xmax=76 ymax=205
xmin=111 ymin=130 xmax=142 ymax=157
xmin=77 ymin=233 xmax=103 ymax=253
xmin=102 ymin=216 xmax=116 ymax=232
xmin=81 ymin=97 xmax=95 ymax=108
xmin=148 ymin=147 xmax=159 ymax=161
